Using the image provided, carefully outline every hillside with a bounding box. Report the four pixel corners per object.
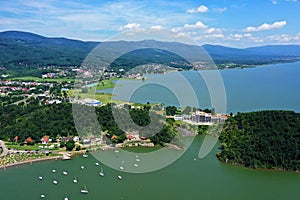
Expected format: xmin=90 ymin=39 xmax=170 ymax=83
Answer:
xmin=0 ymin=31 xmax=98 ymax=66
xmin=218 ymin=110 xmax=300 ymax=171
xmin=1 ymin=31 xmax=300 ymax=68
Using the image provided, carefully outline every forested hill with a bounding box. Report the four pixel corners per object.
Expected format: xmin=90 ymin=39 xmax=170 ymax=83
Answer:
xmin=1 ymin=31 xmax=300 ymax=68
xmin=0 ymin=31 xmax=98 ymax=66
xmin=218 ymin=110 xmax=300 ymax=171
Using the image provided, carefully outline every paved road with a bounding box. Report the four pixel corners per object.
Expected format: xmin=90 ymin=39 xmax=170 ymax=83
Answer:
xmin=10 ymin=94 xmax=40 ymax=105
xmin=0 ymin=140 xmax=8 ymax=157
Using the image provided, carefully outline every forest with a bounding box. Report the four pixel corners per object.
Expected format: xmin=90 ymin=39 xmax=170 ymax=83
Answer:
xmin=0 ymin=103 xmax=180 ymax=146
xmin=217 ymin=110 xmax=300 ymax=171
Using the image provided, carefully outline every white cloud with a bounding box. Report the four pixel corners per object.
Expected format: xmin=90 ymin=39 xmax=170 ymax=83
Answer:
xmin=183 ymin=21 xmax=207 ymax=29
xmin=267 ymin=33 xmax=300 ymax=43
xmin=230 ymin=34 xmax=243 ymax=40
xmin=243 ymin=20 xmax=287 ymax=32
xmin=186 ymin=5 xmax=208 ymax=13
xmin=206 ymin=33 xmax=225 ymax=38
xmin=272 ymin=0 xmax=279 ymax=4
xmin=206 ymin=28 xmax=216 ymax=34
xmin=213 ymin=7 xmax=227 ymax=13
xmin=150 ymin=25 xmax=163 ymax=30
xmin=119 ymin=23 xmax=141 ymax=31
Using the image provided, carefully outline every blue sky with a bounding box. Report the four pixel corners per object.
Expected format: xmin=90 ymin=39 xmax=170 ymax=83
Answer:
xmin=0 ymin=0 xmax=299 ymax=47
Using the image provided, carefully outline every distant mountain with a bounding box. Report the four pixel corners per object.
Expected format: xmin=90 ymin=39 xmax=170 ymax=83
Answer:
xmin=0 ymin=31 xmax=98 ymax=66
xmin=0 ymin=30 xmax=300 ymax=68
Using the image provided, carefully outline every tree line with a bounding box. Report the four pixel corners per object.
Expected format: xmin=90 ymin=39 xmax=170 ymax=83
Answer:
xmin=217 ymin=110 xmax=300 ymax=171
xmin=0 ymin=103 xmax=180 ymax=146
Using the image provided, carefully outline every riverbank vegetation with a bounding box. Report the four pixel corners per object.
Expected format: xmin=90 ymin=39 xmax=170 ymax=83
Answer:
xmin=217 ymin=110 xmax=300 ymax=171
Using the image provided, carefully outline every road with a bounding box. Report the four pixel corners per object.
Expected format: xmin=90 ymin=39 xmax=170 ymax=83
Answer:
xmin=10 ymin=94 xmax=40 ymax=105
xmin=0 ymin=140 xmax=8 ymax=157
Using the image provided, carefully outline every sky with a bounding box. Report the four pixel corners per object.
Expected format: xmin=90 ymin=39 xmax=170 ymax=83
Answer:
xmin=0 ymin=0 xmax=300 ymax=47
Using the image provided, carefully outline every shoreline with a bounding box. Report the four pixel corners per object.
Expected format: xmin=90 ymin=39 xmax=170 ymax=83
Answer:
xmin=218 ymin=157 xmax=300 ymax=174
xmin=0 ymin=156 xmax=62 ymax=170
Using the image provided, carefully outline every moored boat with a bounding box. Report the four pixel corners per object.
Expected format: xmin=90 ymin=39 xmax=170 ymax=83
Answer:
xmin=82 ymin=154 xmax=88 ymax=158
xmin=99 ymin=167 xmax=104 ymax=177
xmin=80 ymin=185 xmax=88 ymax=194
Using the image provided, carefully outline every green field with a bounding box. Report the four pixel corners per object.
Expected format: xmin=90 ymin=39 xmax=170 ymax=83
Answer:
xmin=95 ymin=79 xmax=116 ymax=90
xmin=6 ymin=143 xmax=58 ymax=151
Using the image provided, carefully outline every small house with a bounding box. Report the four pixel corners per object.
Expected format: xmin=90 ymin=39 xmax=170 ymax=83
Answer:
xmin=41 ymin=136 xmax=50 ymax=144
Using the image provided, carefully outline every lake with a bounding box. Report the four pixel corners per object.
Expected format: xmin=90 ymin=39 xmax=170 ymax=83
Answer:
xmin=1 ymin=62 xmax=300 ymax=200
xmin=99 ymin=62 xmax=300 ymax=113
xmin=1 ymin=135 xmax=300 ymax=200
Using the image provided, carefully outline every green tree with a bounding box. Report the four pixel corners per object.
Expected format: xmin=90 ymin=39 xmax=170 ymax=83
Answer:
xmin=165 ymin=106 xmax=177 ymax=116
xmin=60 ymin=141 xmax=66 ymax=148
xmin=65 ymin=141 xmax=75 ymax=151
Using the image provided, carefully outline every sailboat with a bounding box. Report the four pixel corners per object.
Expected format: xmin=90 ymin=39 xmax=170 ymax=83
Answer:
xmin=40 ymin=194 xmax=45 ymax=198
xmin=38 ymin=176 xmax=43 ymax=180
xmin=64 ymin=193 xmax=69 ymax=200
xmin=73 ymin=177 xmax=78 ymax=183
xmin=63 ymin=171 xmax=68 ymax=175
xmin=53 ymin=180 xmax=58 ymax=185
xmin=99 ymin=167 xmax=104 ymax=177
xmin=80 ymin=185 xmax=88 ymax=194
xmin=81 ymin=165 xmax=85 ymax=170
xmin=95 ymin=162 xmax=99 ymax=166
xmin=117 ymin=175 xmax=122 ymax=180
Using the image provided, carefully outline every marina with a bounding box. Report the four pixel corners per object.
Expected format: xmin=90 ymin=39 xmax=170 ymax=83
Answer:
xmin=1 ymin=136 xmax=300 ymax=200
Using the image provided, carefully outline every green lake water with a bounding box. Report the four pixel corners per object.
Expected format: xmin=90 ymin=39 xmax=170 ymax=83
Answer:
xmin=2 ymin=62 xmax=300 ymax=199
xmin=1 ymin=136 xmax=300 ymax=200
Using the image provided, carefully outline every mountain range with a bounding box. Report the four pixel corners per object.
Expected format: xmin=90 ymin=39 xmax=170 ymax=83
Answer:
xmin=1 ymin=30 xmax=300 ymax=68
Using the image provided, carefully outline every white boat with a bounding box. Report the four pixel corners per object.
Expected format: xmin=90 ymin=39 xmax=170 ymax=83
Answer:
xmin=64 ymin=193 xmax=69 ymax=200
xmin=134 ymin=163 xmax=139 ymax=167
xmin=120 ymin=166 xmax=124 ymax=170
xmin=136 ymin=158 xmax=140 ymax=162
xmin=38 ymin=176 xmax=43 ymax=180
xmin=80 ymin=185 xmax=88 ymax=194
xmin=95 ymin=162 xmax=99 ymax=166
xmin=117 ymin=175 xmax=122 ymax=180
xmin=73 ymin=177 xmax=78 ymax=183
xmin=114 ymin=150 xmax=119 ymax=153
xmin=99 ymin=167 xmax=104 ymax=177
xmin=81 ymin=165 xmax=85 ymax=170
xmin=52 ymin=169 xmax=56 ymax=173
xmin=63 ymin=171 xmax=68 ymax=175
xmin=53 ymin=180 xmax=58 ymax=185
xmin=82 ymin=154 xmax=88 ymax=158
xmin=40 ymin=194 xmax=45 ymax=198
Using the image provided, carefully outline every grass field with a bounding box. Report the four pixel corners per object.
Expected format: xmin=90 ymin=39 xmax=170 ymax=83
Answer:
xmin=95 ymin=79 xmax=117 ymax=90
xmin=6 ymin=143 xmax=58 ymax=151
xmin=70 ymin=88 xmax=126 ymax=104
